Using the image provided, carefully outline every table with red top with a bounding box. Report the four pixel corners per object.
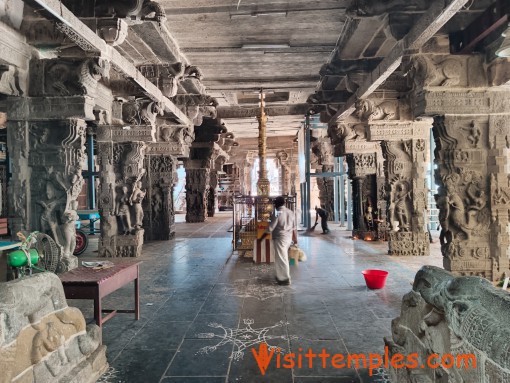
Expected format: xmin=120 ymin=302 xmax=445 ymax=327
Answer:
xmin=59 ymin=260 xmax=141 ymax=328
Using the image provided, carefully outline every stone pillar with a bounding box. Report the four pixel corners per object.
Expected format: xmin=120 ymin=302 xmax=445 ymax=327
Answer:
xmin=208 ymin=170 xmax=218 ymax=217
xmin=96 ymin=128 xmax=147 ymax=257
xmin=7 ymin=121 xmax=30 ymax=236
xmin=7 ymin=119 xmax=86 ymax=270
xmin=346 ymin=153 xmax=378 ymax=239
xmin=354 ymin=96 xmax=431 ymax=255
xmin=276 ymin=150 xmax=291 ymax=195
xmin=380 ymin=137 xmax=430 ymax=256
xmin=329 ymin=120 xmax=384 ymax=239
xmin=433 ymin=115 xmax=507 ymax=279
xmin=311 ymin=134 xmax=335 ymax=217
xmin=408 ymin=54 xmax=510 ymax=279
xmin=144 ymin=154 xmax=177 ymax=240
xmin=185 ymin=168 xmax=210 ymax=223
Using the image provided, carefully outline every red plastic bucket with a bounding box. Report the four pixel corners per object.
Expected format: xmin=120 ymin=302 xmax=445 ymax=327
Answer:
xmin=362 ymin=269 xmax=389 ymax=289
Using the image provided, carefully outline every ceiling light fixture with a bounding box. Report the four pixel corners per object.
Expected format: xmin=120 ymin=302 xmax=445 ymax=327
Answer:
xmin=230 ymin=11 xmax=288 ymax=19
xmin=496 ymin=23 xmax=510 ymax=57
xmin=241 ymin=43 xmax=291 ymax=49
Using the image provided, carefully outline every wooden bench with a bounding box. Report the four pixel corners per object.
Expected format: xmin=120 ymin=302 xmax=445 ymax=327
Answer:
xmin=59 ymin=260 xmax=141 ymax=328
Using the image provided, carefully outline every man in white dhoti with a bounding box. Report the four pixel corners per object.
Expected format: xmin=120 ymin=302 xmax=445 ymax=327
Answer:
xmin=267 ymin=196 xmax=296 ymax=286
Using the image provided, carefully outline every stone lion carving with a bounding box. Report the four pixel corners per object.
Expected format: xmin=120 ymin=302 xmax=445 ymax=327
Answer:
xmin=355 ymin=99 xmax=397 ymax=121
xmin=407 ymin=55 xmax=462 ymax=88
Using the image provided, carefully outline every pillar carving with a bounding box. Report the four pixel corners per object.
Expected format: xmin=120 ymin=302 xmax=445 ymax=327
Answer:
xmin=408 ymin=53 xmax=510 ymax=279
xmin=96 ymin=137 xmax=147 ymax=257
xmin=208 ymin=170 xmax=218 ymax=217
xmin=346 ymin=153 xmax=379 ymax=239
xmin=311 ymin=135 xmax=335 ymax=217
xmin=380 ymin=137 xmax=429 ymax=256
xmin=354 ymin=93 xmax=431 ymax=255
xmin=276 ymin=150 xmax=291 ymax=195
xmin=329 ymin=119 xmax=386 ymax=239
xmin=144 ymin=154 xmax=177 ymax=240
xmin=7 ymin=114 xmax=87 ymax=272
xmin=185 ymin=168 xmax=210 ymax=223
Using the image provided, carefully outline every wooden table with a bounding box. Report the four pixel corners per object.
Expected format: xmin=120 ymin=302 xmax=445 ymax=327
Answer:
xmin=59 ymin=260 xmax=141 ymax=327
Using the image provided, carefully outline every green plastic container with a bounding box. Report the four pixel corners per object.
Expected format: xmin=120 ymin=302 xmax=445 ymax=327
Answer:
xmin=7 ymin=249 xmax=39 ymax=268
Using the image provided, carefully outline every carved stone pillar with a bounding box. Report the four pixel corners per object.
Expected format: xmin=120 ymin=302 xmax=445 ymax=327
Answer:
xmin=144 ymin=154 xmax=177 ymax=240
xmin=208 ymin=170 xmax=218 ymax=217
xmin=7 ymin=121 xmax=30 ymax=236
xmin=96 ymin=130 xmax=147 ymax=257
xmin=346 ymin=153 xmax=378 ymax=239
xmin=7 ymin=118 xmax=87 ymax=271
xmin=408 ymin=54 xmax=510 ymax=279
xmin=185 ymin=168 xmax=210 ymax=223
xmin=329 ymin=120 xmax=384 ymax=239
xmin=311 ymin=135 xmax=335 ymax=217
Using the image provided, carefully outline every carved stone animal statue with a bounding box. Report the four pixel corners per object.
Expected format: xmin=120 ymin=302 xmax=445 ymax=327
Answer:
xmin=355 ymin=99 xmax=397 ymax=121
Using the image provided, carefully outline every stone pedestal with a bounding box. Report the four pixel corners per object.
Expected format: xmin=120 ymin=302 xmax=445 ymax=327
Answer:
xmin=185 ymin=168 xmax=210 ymax=223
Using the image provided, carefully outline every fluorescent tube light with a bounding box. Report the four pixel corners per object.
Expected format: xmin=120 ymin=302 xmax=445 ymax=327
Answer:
xmin=241 ymin=44 xmax=290 ymax=49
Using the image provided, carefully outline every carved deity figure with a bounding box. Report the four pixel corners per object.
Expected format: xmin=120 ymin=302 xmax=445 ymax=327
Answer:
xmin=462 ymin=121 xmax=481 ymax=148
xmin=390 ymin=182 xmax=410 ymax=231
xmin=61 ymin=210 xmax=79 ymax=257
xmin=37 ymin=182 xmax=64 ymax=242
xmin=115 ymin=185 xmax=132 ymax=234
xmin=130 ymin=181 xmax=146 ymax=229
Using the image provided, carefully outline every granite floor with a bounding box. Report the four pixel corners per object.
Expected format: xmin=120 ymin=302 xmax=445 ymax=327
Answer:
xmin=72 ymin=212 xmax=443 ymax=383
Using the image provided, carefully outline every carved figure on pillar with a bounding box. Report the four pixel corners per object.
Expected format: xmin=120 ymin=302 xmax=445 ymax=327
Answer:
xmin=390 ymin=181 xmax=411 ymax=232
xmin=130 ymin=180 xmax=146 ymax=229
xmin=116 ymin=185 xmax=133 ymax=235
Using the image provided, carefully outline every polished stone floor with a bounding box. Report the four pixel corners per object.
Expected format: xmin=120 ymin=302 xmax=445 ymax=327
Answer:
xmin=73 ymin=212 xmax=443 ymax=383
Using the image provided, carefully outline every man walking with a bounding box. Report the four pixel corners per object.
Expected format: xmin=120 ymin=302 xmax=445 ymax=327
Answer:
xmin=267 ymin=196 xmax=296 ymax=286
xmin=315 ymin=206 xmax=330 ymax=234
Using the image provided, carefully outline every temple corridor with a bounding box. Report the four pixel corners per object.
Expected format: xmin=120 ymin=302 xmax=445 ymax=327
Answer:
xmin=66 ymin=213 xmax=444 ymax=383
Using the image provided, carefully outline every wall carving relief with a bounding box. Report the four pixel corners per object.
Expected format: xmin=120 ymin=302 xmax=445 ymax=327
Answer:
xmin=0 ymin=273 xmax=107 ymax=383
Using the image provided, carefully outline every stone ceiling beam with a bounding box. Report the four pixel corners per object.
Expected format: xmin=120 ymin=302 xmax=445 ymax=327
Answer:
xmin=330 ymin=0 xmax=470 ymax=123
xmin=449 ymin=0 xmax=509 ymax=54
xmin=24 ymin=0 xmax=192 ymax=125
xmin=217 ymin=104 xmax=309 ymax=119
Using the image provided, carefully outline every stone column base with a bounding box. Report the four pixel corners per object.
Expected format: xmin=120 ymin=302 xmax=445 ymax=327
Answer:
xmin=57 ymin=255 xmax=79 ymax=273
xmin=388 ymin=232 xmax=429 ymax=256
xmin=444 ymin=252 xmax=492 ymax=279
xmin=114 ymin=229 xmax=144 ymax=257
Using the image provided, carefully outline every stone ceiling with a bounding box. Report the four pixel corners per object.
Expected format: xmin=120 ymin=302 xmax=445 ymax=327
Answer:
xmin=160 ymin=0 xmax=495 ymax=140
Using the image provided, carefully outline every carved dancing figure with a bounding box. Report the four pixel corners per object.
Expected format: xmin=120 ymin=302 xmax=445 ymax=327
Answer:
xmin=116 ymin=185 xmax=132 ymax=234
xmin=391 ymin=182 xmax=410 ymax=231
xmin=130 ymin=181 xmax=146 ymax=229
xmin=462 ymin=121 xmax=481 ymax=148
